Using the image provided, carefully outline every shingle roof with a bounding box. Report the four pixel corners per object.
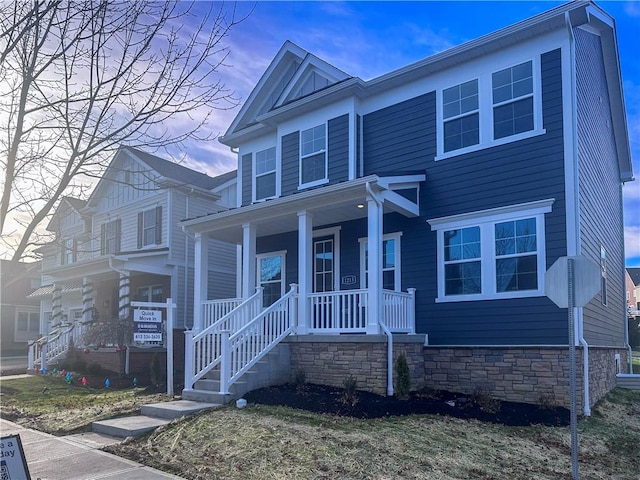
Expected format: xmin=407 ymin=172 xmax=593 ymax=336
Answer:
xmin=125 ymin=147 xmax=235 ymax=191
xmin=63 ymin=197 xmax=87 ymax=211
xmin=628 ymin=268 xmax=640 ymax=287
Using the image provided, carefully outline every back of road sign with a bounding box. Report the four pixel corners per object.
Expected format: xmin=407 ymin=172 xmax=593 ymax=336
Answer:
xmin=545 ymin=256 xmax=601 ymax=308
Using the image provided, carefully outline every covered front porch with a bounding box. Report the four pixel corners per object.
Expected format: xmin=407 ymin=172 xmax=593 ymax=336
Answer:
xmin=181 ymin=174 xmax=425 ymax=397
xmin=183 ymin=173 xmax=425 ymax=335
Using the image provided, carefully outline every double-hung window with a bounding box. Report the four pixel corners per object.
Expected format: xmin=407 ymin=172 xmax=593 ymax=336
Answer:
xmin=101 ymin=219 xmax=120 ymax=255
xmin=429 ymin=199 xmax=553 ymax=302
xmin=62 ymin=237 xmax=76 ymax=265
xmin=443 ymin=80 xmax=479 ymax=153
xmin=137 ymin=206 xmax=162 ymax=248
xmin=437 ymin=57 xmax=542 ymax=158
xmin=255 ymin=147 xmax=276 ymax=201
xmin=300 ymin=124 xmax=327 ymax=187
xmin=257 ymin=251 xmax=286 ymax=307
xmin=492 ymin=61 xmax=534 ymax=139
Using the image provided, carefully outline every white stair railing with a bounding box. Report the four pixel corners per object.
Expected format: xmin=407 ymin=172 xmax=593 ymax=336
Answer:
xmin=202 ymin=298 xmax=243 ymax=329
xmin=184 ymin=288 xmax=264 ymax=390
xmin=220 ymin=284 xmax=298 ymax=393
xmin=27 ymin=322 xmax=87 ymax=371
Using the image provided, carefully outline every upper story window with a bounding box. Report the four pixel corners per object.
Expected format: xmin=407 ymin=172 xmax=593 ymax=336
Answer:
xmin=443 ymin=80 xmax=479 ymax=153
xmin=429 ymin=199 xmax=553 ymax=302
xmin=300 ymin=124 xmax=327 ymax=188
xmin=255 ymin=147 xmax=276 ymax=201
xmin=101 ymin=219 xmax=120 ymax=255
xmin=138 ymin=206 xmax=162 ymax=248
xmin=62 ymin=237 xmax=76 ymax=265
xmin=492 ymin=61 xmax=534 ymax=139
xmin=437 ymin=58 xmax=542 ymax=159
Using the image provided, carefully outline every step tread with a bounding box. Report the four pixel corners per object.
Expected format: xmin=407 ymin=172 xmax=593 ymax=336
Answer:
xmin=92 ymin=415 xmax=170 ymax=438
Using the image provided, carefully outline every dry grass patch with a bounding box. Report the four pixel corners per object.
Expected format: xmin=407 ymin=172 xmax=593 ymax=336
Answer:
xmin=107 ymin=390 xmax=640 ymax=480
xmin=0 ymin=375 xmax=169 ymax=435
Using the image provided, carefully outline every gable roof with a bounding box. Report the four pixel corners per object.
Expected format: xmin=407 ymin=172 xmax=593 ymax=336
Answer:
xmin=46 ymin=196 xmax=87 ymax=231
xmin=125 ymin=147 xmax=227 ymax=191
xmin=221 ymin=41 xmax=351 ymax=141
xmin=628 ymin=268 xmax=640 ymax=287
xmin=219 ymin=2 xmax=632 ymax=182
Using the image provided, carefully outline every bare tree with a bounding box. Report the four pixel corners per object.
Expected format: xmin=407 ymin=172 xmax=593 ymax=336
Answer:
xmin=0 ymin=0 xmax=245 ymax=261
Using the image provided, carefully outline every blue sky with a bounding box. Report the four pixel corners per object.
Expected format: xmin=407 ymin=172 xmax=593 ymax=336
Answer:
xmin=184 ymin=1 xmax=640 ymax=265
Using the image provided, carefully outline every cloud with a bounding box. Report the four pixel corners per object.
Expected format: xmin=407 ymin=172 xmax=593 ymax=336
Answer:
xmin=626 ymin=225 xmax=640 ymax=260
xmin=624 ymin=1 xmax=640 ymax=17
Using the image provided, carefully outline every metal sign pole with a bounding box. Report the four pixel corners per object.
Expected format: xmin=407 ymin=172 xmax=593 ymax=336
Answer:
xmin=567 ymin=258 xmax=579 ymax=480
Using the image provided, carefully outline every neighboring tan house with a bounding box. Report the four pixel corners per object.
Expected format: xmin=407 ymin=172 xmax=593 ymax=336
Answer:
xmin=30 ymin=146 xmax=237 ymax=373
xmin=180 ymin=1 xmax=634 ymax=413
xmin=0 ymin=260 xmax=41 ymax=356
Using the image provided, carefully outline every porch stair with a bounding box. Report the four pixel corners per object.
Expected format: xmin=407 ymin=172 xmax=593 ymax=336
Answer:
xmin=182 ymin=344 xmax=290 ymax=404
xmin=91 ymin=400 xmax=219 ymax=438
xmin=616 ymin=374 xmax=640 ymax=391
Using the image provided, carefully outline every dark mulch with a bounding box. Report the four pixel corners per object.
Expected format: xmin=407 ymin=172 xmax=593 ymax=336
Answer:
xmin=244 ymin=383 xmax=570 ymax=427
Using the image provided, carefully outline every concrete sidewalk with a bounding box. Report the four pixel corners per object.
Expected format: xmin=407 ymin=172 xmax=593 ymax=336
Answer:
xmin=0 ymin=418 xmax=185 ymax=479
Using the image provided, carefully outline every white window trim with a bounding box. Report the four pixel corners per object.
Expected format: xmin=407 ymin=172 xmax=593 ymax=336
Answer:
xmin=298 ymin=123 xmax=328 ymax=189
xmin=313 ymin=226 xmax=341 ymax=291
xmin=253 ymin=146 xmax=278 ymax=203
xmin=14 ymin=308 xmax=40 ymax=342
xmin=428 ymin=199 xmax=554 ymax=302
xmin=358 ymin=232 xmax=403 ymax=291
xmin=141 ymin=207 xmax=159 ymax=247
xmin=435 ymin=56 xmax=545 ymax=161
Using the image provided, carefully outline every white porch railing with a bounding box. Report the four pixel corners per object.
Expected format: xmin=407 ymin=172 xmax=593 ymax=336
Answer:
xmin=27 ymin=322 xmax=87 ymax=371
xmin=184 ymin=288 xmax=264 ymax=389
xmin=220 ymin=284 xmax=298 ymax=393
xmin=383 ymin=288 xmax=416 ymax=333
xmin=308 ymin=288 xmax=416 ymax=333
xmin=309 ymin=289 xmax=368 ymax=332
xmin=202 ymin=298 xmax=243 ymax=330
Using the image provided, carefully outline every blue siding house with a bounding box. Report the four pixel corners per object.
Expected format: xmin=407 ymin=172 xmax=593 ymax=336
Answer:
xmin=181 ymin=1 xmax=633 ymax=412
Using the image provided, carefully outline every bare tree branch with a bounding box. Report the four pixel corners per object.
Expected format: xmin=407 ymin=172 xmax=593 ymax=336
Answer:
xmin=0 ymin=0 xmax=246 ymax=261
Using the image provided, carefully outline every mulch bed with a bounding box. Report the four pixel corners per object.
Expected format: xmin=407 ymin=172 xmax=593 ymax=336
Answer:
xmin=244 ymin=383 xmax=570 ymax=427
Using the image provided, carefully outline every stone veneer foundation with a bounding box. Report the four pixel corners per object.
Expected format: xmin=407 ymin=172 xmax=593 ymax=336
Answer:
xmin=286 ymin=335 xmax=628 ymax=410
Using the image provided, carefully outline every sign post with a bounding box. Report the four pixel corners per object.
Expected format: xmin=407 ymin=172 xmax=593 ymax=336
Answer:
xmin=545 ymin=255 xmax=600 ymax=480
xmin=131 ymin=299 xmax=176 ymax=396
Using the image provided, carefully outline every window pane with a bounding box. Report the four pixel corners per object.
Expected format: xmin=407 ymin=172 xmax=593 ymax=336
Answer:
xmin=256 ymin=147 xmax=276 ymax=175
xmin=496 ymin=255 xmax=537 ymax=292
xmin=260 ymin=257 xmax=282 ymax=282
xmin=301 ymin=152 xmax=326 ymax=184
xmin=256 ymin=172 xmax=276 ymax=200
xmin=444 ymin=113 xmax=479 ymax=152
xmin=445 ymin=261 xmax=481 ymax=295
xmin=262 ymin=283 xmax=281 ymax=307
xmin=383 ymin=239 xmax=395 ymax=269
xmin=383 ymin=270 xmax=395 ymax=290
xmin=493 ymin=98 xmax=533 ymax=139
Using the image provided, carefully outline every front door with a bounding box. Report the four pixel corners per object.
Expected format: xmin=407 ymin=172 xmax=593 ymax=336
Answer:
xmin=312 ymin=237 xmax=336 ymax=329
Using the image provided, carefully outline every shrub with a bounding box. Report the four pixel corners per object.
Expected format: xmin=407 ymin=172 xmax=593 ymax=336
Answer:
xmin=341 ymin=375 xmax=358 ymax=406
xmin=395 ymin=353 xmax=411 ymax=398
xmin=471 ymin=386 xmax=501 ymax=414
xmin=292 ymin=369 xmax=306 ymax=391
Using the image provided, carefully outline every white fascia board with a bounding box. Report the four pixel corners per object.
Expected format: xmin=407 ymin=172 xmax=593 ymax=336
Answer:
xmin=223 ymin=41 xmax=308 ymax=140
xmin=377 ymin=175 xmax=425 ymax=190
xmin=181 ymin=175 xmax=380 ymax=233
xmin=427 ymin=198 xmax=555 ymax=230
xmin=584 ymin=7 xmax=633 ymax=181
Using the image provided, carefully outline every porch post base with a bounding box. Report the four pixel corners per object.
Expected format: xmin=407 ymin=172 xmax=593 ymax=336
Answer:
xmin=365 ymin=324 xmax=380 ymax=335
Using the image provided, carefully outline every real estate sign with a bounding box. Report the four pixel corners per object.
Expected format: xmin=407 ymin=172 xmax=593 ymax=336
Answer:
xmin=133 ymin=309 xmax=162 ymax=342
xmin=1 ymin=434 xmax=31 ymax=480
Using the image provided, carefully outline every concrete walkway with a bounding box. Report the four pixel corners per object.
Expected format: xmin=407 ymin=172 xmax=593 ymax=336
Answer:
xmin=0 ymin=418 xmax=185 ymax=479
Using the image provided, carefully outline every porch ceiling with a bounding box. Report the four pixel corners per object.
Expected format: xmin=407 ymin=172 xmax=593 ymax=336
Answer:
xmin=181 ymin=174 xmax=425 ymax=243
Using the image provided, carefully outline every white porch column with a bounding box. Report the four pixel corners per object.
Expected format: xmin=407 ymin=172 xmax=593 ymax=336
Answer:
xmin=82 ymin=277 xmax=94 ymax=324
xmin=242 ymin=223 xmax=256 ymax=299
xmin=297 ymin=211 xmax=313 ymax=334
xmin=367 ymin=191 xmax=383 ymax=334
xmin=193 ymin=232 xmax=208 ymax=332
xmin=118 ymin=272 xmax=130 ymax=320
xmin=51 ymin=283 xmax=63 ymax=328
